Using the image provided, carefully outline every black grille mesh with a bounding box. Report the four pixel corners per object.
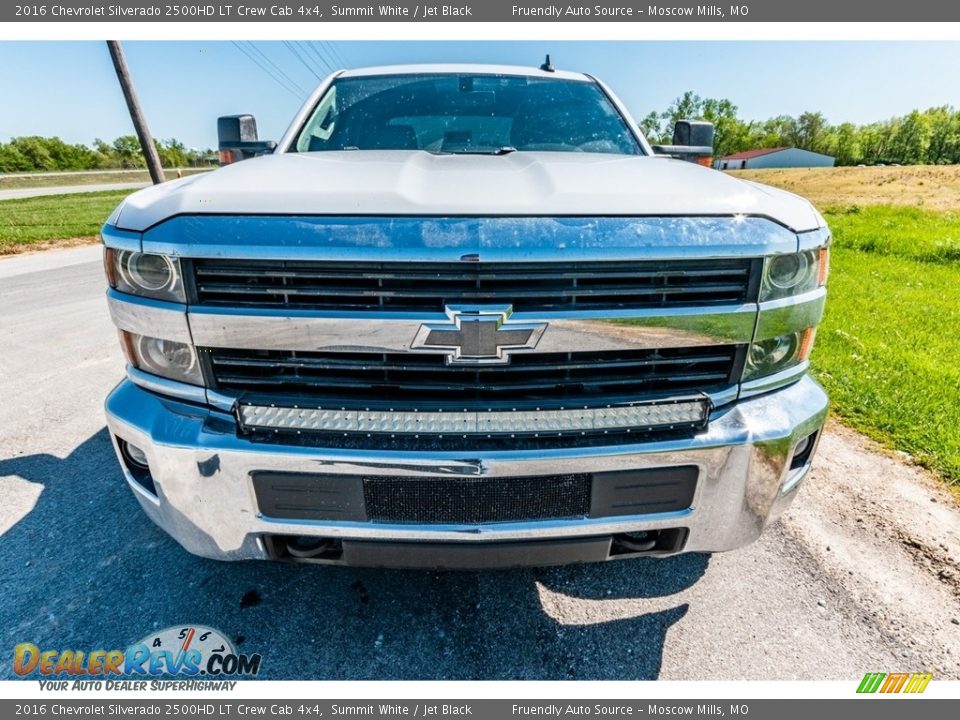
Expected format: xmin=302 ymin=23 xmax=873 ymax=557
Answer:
xmin=207 ymin=345 xmax=741 ymax=404
xmin=191 ymin=259 xmax=755 ymax=312
xmin=363 ymin=474 xmax=591 ymax=524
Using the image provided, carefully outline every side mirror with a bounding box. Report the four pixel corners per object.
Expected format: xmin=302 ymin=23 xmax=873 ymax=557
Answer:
xmin=651 ymin=120 xmax=715 ymax=166
xmin=217 ymin=114 xmax=277 ymax=165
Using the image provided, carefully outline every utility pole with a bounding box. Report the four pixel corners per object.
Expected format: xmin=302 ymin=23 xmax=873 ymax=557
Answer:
xmin=106 ymin=40 xmax=165 ymax=185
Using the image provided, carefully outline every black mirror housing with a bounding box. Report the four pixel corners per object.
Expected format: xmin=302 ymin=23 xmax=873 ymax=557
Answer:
xmin=672 ymin=120 xmax=715 ymax=149
xmin=218 ymin=114 xmax=260 ymax=145
xmin=650 ymin=119 xmax=715 ymax=165
xmin=217 ymin=114 xmax=277 ymax=164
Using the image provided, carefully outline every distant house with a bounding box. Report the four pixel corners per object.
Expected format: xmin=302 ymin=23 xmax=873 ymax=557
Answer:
xmin=717 ymin=147 xmax=835 ymax=170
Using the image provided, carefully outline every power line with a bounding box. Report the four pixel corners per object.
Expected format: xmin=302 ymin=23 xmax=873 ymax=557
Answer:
xmin=309 ymin=41 xmax=340 ymax=73
xmin=283 ymin=40 xmax=322 ymax=82
xmin=301 ymin=41 xmax=335 ymax=76
xmin=231 ymin=41 xmax=302 ymax=98
xmin=246 ymin=42 xmax=308 ymax=96
xmin=321 ymin=41 xmax=350 ymax=69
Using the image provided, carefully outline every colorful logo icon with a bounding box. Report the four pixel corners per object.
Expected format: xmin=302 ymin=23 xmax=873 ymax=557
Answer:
xmin=14 ymin=624 xmax=261 ymax=677
xmin=857 ymin=672 xmax=932 ymax=694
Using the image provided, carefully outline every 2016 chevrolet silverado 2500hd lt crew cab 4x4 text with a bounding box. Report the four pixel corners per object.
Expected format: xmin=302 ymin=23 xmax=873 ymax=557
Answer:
xmin=101 ymin=64 xmax=830 ymax=568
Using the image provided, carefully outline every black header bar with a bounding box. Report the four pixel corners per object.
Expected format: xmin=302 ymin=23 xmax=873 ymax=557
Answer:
xmin=6 ymin=1 xmax=960 ymax=22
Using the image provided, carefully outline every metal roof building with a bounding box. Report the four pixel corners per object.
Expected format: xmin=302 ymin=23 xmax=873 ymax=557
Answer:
xmin=717 ymin=147 xmax=835 ymax=170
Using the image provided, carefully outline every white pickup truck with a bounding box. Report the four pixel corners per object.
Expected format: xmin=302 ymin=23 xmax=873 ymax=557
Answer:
xmin=101 ymin=63 xmax=830 ymax=568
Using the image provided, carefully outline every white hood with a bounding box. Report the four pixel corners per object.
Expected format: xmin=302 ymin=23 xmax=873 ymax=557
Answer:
xmin=113 ymin=151 xmax=823 ymax=233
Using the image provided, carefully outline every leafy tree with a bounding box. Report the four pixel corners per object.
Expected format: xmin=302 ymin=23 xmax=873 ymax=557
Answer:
xmin=638 ymin=95 xmax=960 ymax=166
xmin=112 ymin=135 xmax=144 ymax=168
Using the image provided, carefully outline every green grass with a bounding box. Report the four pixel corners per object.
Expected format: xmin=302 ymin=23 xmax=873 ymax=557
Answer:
xmin=814 ymin=206 xmax=960 ymax=485
xmin=0 ymin=190 xmax=130 ymax=252
xmin=0 ymin=168 xmax=210 ymax=190
xmin=825 ymin=204 xmax=960 ymax=263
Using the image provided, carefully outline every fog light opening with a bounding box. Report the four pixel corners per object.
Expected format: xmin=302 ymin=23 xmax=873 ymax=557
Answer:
xmin=790 ymin=431 xmax=818 ymax=471
xmin=118 ymin=438 xmax=157 ymax=496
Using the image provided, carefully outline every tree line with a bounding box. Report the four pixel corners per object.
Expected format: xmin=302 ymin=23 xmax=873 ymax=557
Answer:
xmin=4 ymin=96 xmax=960 ymax=172
xmin=0 ymin=135 xmax=215 ymax=173
xmin=642 ymin=92 xmax=960 ymax=165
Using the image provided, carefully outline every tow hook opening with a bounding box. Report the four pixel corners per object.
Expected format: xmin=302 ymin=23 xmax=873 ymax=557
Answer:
xmin=265 ymin=535 xmax=344 ymax=562
xmin=609 ymin=528 xmax=688 ymax=558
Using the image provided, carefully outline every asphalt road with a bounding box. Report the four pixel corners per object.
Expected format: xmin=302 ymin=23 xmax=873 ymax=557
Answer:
xmin=0 ymin=182 xmax=149 ymax=201
xmin=1 ymin=246 xmax=958 ymax=681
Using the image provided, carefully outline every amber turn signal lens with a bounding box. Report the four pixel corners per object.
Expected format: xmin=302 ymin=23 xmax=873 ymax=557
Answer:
xmin=798 ymin=327 xmax=818 ymax=362
xmin=117 ymin=330 xmax=138 ymax=366
xmin=818 ymin=246 xmax=830 ymax=286
xmin=103 ymin=247 xmax=118 ymax=288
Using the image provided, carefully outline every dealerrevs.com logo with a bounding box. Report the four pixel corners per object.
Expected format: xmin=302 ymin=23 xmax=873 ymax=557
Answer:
xmin=14 ymin=625 xmax=261 ymax=682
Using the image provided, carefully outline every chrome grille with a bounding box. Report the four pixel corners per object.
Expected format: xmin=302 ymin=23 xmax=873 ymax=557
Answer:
xmin=191 ymin=259 xmax=757 ymax=312
xmin=205 ymin=345 xmax=743 ymax=405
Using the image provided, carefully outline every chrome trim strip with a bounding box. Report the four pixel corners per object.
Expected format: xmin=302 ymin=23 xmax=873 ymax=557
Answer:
xmin=739 ymin=362 xmax=809 ymax=399
xmin=797 ymin=226 xmax=831 ymax=252
xmin=206 ymin=388 xmax=239 ymax=413
xmin=126 ymin=366 xmax=208 ymax=405
xmin=107 ymin=290 xmax=191 ymax=343
xmin=142 ymin=215 xmax=798 ymax=261
xmin=706 ymin=385 xmax=738 ymax=408
xmin=100 ymin=224 xmax=141 ymax=252
xmin=187 ymin=304 xmax=758 ymax=353
xmin=754 ymin=288 xmax=826 ymax=342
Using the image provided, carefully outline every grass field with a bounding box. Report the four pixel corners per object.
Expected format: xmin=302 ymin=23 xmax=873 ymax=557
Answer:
xmin=733 ymin=165 xmax=960 ymax=212
xmin=1 ymin=166 xmax=958 ymax=486
xmin=0 ymin=168 xmax=210 ymax=190
xmin=814 ymin=230 xmax=960 ymax=484
xmin=0 ymin=190 xmax=129 ymax=254
xmin=744 ymin=166 xmax=960 ymax=486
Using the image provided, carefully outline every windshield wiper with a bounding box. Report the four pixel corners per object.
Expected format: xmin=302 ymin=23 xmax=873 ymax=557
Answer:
xmin=430 ymin=146 xmax=518 ymax=156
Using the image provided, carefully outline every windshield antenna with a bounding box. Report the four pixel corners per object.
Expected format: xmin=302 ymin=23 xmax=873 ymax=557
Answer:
xmin=540 ymin=54 xmax=555 ymax=72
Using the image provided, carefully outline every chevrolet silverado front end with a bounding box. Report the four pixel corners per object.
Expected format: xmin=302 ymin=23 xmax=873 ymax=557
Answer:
xmin=102 ymin=64 xmax=830 ymax=567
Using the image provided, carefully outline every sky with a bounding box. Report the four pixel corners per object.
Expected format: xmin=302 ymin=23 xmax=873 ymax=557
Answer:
xmin=1 ymin=40 xmax=959 ymax=149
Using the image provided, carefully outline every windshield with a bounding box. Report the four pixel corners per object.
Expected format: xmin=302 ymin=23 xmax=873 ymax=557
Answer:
xmin=291 ymin=73 xmax=642 ymax=155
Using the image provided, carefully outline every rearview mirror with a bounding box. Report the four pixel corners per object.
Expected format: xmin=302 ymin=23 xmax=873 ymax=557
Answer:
xmin=217 ymin=114 xmax=277 ymax=165
xmin=651 ymin=120 xmax=715 ymax=166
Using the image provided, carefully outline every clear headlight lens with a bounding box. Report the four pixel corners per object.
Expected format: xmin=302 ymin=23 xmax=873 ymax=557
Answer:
xmin=120 ymin=332 xmax=203 ymax=386
xmin=744 ymin=328 xmax=817 ymax=381
xmin=760 ymin=248 xmax=828 ymax=301
xmin=104 ymin=248 xmax=185 ymax=303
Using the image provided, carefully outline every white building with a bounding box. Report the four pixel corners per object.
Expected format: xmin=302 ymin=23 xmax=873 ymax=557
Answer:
xmin=718 ymin=147 xmax=835 ymax=170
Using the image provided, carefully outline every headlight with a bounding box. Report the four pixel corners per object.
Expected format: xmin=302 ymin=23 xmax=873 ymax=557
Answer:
xmin=120 ymin=332 xmax=203 ymax=386
xmin=743 ymin=328 xmax=817 ymax=381
xmin=760 ymin=248 xmax=829 ymax=301
xmin=104 ymin=248 xmax=185 ymax=303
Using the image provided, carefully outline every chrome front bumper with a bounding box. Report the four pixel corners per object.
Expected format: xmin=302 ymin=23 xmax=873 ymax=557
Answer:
xmin=104 ymin=374 xmax=828 ymax=566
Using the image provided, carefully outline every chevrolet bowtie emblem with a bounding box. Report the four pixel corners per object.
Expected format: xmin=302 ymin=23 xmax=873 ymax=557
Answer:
xmin=411 ymin=305 xmax=547 ymax=365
